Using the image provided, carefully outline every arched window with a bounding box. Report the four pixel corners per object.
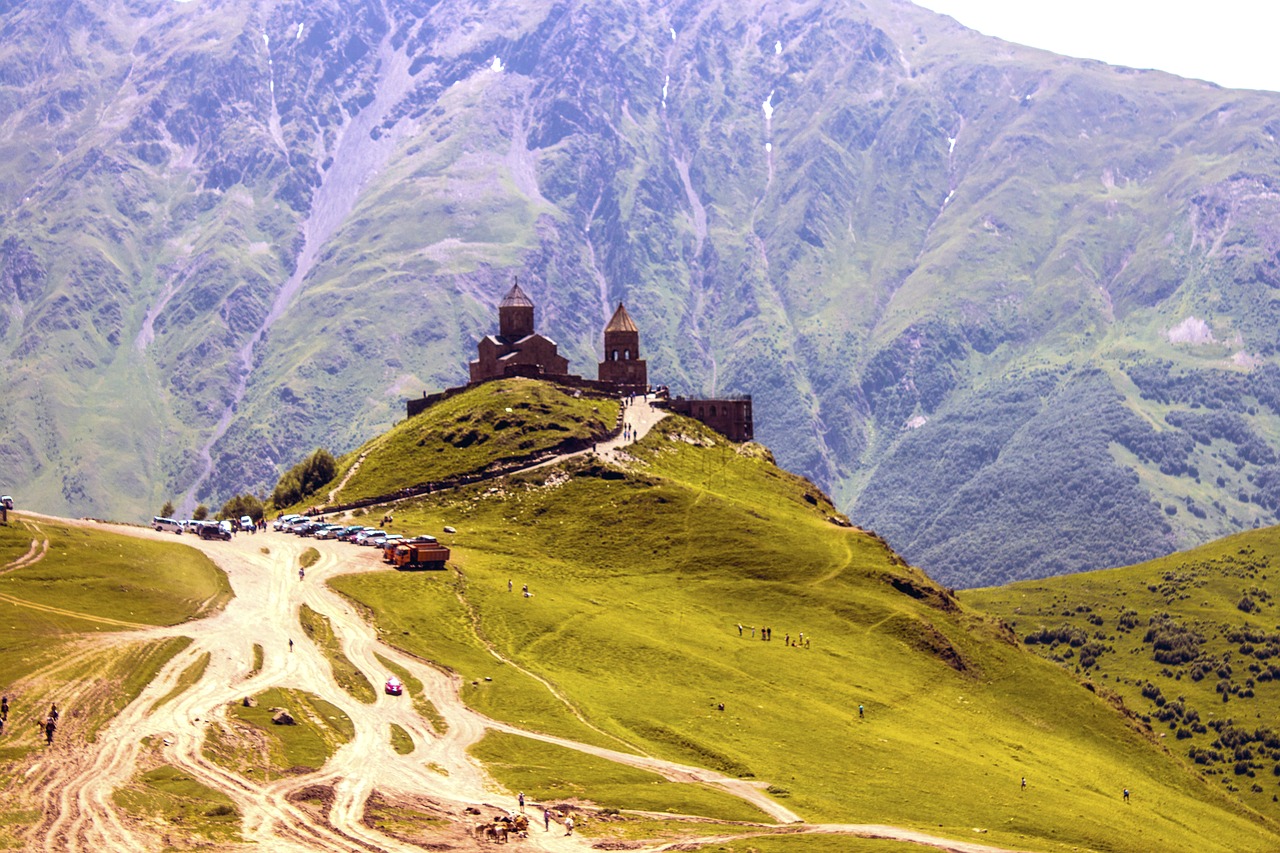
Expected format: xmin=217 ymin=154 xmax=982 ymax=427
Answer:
xmin=623 ymin=348 xmax=630 ymax=360
xmin=710 ymin=406 xmax=717 ymax=417
xmin=611 ymin=349 xmax=618 ymax=361
xmin=698 ymin=406 xmax=705 ymax=417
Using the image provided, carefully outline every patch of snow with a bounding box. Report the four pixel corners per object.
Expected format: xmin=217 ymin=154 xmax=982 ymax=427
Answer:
xmin=262 ymin=31 xmax=269 ymax=48
xmin=762 ymin=89 xmax=775 ymax=122
xmin=295 ymin=23 xmax=304 ymax=40
xmin=662 ymin=74 xmax=669 ymax=107
xmin=947 ymin=136 xmax=956 ymax=154
xmin=943 ymin=190 xmax=954 ymax=205
xmin=905 ymin=415 xmax=928 ymax=430
xmin=491 ymin=56 xmax=504 ymax=73
xmin=1168 ymin=316 xmax=1216 ymax=345
xmin=1233 ymin=351 xmax=1262 ymax=368
xmin=775 ymin=40 xmax=782 ymax=54
xmin=670 ymin=27 xmax=677 ymax=41
xmin=765 ymin=142 xmax=772 ymax=152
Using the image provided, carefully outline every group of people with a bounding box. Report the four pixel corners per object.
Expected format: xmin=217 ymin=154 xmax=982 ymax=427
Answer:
xmin=507 ymin=579 xmax=531 ymax=598
xmin=736 ymin=624 xmax=811 ymax=648
xmin=0 ymin=697 xmax=61 ymax=745
xmin=513 ymin=792 xmax=575 ymax=835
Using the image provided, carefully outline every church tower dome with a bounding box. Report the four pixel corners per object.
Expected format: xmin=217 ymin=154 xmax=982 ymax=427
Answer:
xmin=498 ymin=280 xmax=535 ymax=339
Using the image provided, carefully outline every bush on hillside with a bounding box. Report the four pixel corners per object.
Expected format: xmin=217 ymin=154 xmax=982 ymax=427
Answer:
xmin=271 ymin=448 xmax=338 ymax=508
xmin=1144 ymin=614 xmax=1203 ymax=665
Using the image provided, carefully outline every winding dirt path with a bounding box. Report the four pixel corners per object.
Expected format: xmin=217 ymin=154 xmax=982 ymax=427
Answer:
xmin=12 ymin=489 xmax=1033 ymax=853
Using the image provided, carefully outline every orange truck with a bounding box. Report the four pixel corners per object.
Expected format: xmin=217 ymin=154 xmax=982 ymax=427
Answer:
xmin=386 ymin=542 xmax=450 ymax=570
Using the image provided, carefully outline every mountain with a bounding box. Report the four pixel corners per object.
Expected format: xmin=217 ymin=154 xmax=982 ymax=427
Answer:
xmin=3 ymin=0 xmax=1280 ymax=586
xmin=965 ymin=524 xmax=1280 ymax=825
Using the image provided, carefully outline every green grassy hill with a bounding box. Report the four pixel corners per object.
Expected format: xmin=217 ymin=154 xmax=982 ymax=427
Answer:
xmin=323 ymin=386 xmax=1280 ymax=852
xmin=319 ymin=379 xmax=619 ymax=507
xmin=966 ymin=525 xmax=1280 ymax=827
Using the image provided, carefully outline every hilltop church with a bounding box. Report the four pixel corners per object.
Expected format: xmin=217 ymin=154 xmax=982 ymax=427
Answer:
xmin=467 ymin=281 xmax=647 ymax=395
xmin=408 ymin=280 xmax=751 ymax=442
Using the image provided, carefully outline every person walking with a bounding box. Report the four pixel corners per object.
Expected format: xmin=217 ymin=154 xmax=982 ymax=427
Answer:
xmin=543 ymin=809 xmax=551 ymax=831
xmin=564 ymin=816 xmax=574 ymax=835
xmin=1021 ymin=777 xmax=1027 ymax=792
xmin=2 ymin=696 xmax=8 ymax=720
xmin=1123 ymin=788 xmax=1130 ymax=803
xmin=299 ymin=567 xmax=305 ymax=581
xmin=289 ymin=638 xmax=294 ymax=653
xmin=518 ymin=792 xmax=525 ymax=812
xmin=44 ymin=717 xmax=55 ymax=745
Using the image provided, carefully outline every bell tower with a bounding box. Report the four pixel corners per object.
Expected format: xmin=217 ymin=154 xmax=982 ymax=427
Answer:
xmin=598 ymin=302 xmax=647 ymax=392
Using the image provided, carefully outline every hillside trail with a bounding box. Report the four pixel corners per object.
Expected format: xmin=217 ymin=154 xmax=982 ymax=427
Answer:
xmin=12 ymin=502 xmax=1032 ymax=853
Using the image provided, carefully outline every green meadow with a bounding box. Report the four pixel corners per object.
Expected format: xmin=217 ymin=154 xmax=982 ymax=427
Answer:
xmin=326 ymin=384 xmax=1280 ymax=852
xmin=967 ymin=525 xmax=1280 ymax=824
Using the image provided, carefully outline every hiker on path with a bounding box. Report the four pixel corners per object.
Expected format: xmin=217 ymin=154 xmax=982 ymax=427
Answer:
xmin=2 ymin=696 xmax=8 ymax=719
xmin=299 ymin=568 xmax=305 ymax=581
xmin=859 ymin=704 xmax=864 ymax=719
xmin=44 ymin=718 xmax=55 ymax=745
xmin=518 ymin=792 xmax=524 ymax=811
xmin=48 ymin=704 xmax=58 ymax=723
xmin=737 ymin=624 xmax=743 ymax=636
xmin=565 ymin=816 xmax=574 ymax=835
xmin=289 ymin=638 xmax=294 ymax=652
xmin=1123 ymin=788 xmax=1130 ymax=803
xmin=1021 ymin=777 xmax=1027 ymax=792
xmin=543 ymin=809 xmax=550 ymax=831
xmin=508 ymin=579 xmax=513 ymax=592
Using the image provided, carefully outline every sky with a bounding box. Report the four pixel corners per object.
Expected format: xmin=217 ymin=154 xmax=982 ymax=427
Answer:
xmin=913 ymin=0 xmax=1280 ymax=93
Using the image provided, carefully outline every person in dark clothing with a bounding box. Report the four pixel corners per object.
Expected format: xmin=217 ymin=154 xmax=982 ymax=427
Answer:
xmin=44 ymin=718 xmax=55 ymax=745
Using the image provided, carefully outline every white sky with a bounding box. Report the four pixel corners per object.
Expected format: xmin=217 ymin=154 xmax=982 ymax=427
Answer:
xmin=913 ymin=0 xmax=1280 ymax=93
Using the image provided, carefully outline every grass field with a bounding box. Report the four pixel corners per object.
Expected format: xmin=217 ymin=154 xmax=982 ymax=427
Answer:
xmin=966 ymin=525 xmax=1280 ymax=824
xmin=113 ymin=763 xmax=241 ymax=844
xmin=204 ymin=687 xmax=354 ymax=779
xmin=328 ymin=404 xmax=1280 ymax=853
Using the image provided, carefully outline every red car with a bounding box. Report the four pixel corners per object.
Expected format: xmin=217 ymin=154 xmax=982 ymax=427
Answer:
xmin=385 ymin=676 xmax=403 ymax=696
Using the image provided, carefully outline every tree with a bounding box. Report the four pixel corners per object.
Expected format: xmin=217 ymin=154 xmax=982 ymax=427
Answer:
xmin=160 ymin=500 xmax=175 ymax=518
xmin=271 ymin=448 xmax=338 ymax=508
xmin=217 ymin=493 xmax=264 ymax=523
xmin=193 ymin=504 xmax=209 ymax=520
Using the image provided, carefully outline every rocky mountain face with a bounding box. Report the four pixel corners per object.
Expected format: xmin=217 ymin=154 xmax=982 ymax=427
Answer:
xmin=3 ymin=0 xmax=1280 ymax=586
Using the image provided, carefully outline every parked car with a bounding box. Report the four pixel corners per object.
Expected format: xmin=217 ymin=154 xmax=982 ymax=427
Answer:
xmin=353 ymin=529 xmax=381 ymax=545
xmin=274 ymin=514 xmax=302 ymax=531
xmin=336 ymin=525 xmax=366 ymax=541
xmin=0 ymin=495 xmax=14 ymax=510
xmin=314 ymin=524 xmax=344 ymax=540
xmin=152 ymin=517 xmax=183 ymax=534
xmin=363 ymin=532 xmax=388 ymax=547
xmin=194 ymin=521 xmax=231 ymax=541
xmin=239 ymin=515 xmax=255 ymax=531
xmin=385 ymin=676 xmax=403 ymax=696
xmin=407 ymin=535 xmax=438 ymax=544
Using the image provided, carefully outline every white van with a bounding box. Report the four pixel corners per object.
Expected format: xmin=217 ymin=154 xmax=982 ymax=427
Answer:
xmin=152 ymin=516 xmax=183 ymax=534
